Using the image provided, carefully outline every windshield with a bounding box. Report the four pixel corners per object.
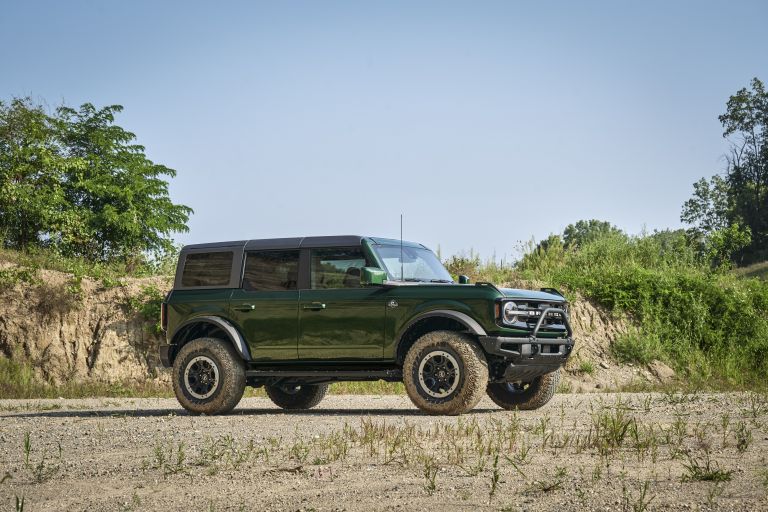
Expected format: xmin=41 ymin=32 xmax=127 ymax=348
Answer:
xmin=372 ymin=245 xmax=454 ymax=283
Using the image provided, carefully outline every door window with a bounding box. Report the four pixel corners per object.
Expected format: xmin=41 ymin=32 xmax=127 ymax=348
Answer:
xmin=311 ymin=247 xmax=369 ymax=289
xmin=242 ymin=250 xmax=300 ymax=291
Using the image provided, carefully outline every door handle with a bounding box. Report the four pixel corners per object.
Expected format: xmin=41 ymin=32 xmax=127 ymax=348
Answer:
xmin=233 ymin=304 xmax=255 ymax=312
xmin=302 ymin=302 xmax=326 ymax=310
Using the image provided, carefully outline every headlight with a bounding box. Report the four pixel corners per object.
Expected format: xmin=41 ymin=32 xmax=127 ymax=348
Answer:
xmin=502 ymin=301 xmax=518 ymax=324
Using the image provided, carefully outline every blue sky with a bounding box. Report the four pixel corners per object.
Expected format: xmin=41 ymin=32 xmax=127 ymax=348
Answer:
xmin=2 ymin=1 xmax=766 ymax=259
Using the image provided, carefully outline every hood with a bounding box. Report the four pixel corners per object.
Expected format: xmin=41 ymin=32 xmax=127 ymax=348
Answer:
xmin=498 ymin=287 xmax=566 ymax=302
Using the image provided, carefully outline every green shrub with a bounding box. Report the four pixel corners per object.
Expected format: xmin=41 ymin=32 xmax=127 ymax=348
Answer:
xmin=509 ymin=231 xmax=768 ymax=386
xmin=126 ymin=285 xmax=166 ymax=335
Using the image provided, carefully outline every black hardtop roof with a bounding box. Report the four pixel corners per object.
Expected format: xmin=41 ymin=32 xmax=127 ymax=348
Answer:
xmin=180 ymin=236 xmax=427 ymax=252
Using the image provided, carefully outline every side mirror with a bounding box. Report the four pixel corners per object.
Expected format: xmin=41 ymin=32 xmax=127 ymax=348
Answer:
xmin=458 ymin=275 xmax=470 ymax=284
xmin=361 ymin=267 xmax=387 ymax=286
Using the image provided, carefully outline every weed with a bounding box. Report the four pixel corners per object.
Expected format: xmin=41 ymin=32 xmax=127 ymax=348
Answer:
xmin=681 ymin=451 xmax=733 ymax=482
xmin=22 ymin=432 xmax=31 ymax=468
xmin=706 ymin=483 xmax=725 ymax=508
xmin=145 ymin=440 xmax=187 ymax=477
xmin=488 ymin=453 xmax=500 ymax=502
xmin=422 ymin=457 xmax=438 ymax=495
xmin=579 ymin=360 xmax=596 ymax=375
xmin=734 ymin=421 xmax=753 ymax=453
xmin=622 ymin=480 xmax=655 ymax=512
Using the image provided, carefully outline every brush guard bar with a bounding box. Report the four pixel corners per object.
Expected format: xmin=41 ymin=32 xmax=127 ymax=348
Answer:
xmin=479 ymin=307 xmax=574 ymax=364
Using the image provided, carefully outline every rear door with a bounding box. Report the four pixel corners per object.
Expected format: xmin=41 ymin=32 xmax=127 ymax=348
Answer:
xmin=228 ymin=250 xmax=300 ymax=361
xmin=298 ymin=247 xmax=386 ymax=359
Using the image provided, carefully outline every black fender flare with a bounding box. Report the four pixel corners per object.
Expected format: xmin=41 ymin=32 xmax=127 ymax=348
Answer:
xmin=395 ymin=309 xmax=487 ymax=357
xmin=170 ymin=315 xmax=252 ymax=361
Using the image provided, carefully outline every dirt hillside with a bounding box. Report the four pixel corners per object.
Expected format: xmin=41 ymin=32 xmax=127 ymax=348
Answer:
xmin=0 ymin=267 xmax=673 ymax=389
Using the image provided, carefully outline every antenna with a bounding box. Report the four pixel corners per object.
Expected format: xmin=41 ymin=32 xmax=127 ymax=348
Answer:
xmin=400 ymin=213 xmax=404 ymax=281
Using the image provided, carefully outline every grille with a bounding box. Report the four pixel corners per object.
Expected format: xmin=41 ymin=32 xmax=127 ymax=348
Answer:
xmin=515 ymin=301 xmax=567 ymax=328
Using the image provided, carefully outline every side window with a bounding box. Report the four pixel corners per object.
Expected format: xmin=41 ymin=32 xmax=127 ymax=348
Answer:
xmin=311 ymin=247 xmax=369 ymax=289
xmin=181 ymin=252 xmax=233 ymax=287
xmin=242 ymin=250 xmax=300 ymax=291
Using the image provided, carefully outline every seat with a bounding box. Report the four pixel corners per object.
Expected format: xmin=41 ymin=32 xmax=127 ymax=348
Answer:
xmin=343 ymin=267 xmax=361 ymax=288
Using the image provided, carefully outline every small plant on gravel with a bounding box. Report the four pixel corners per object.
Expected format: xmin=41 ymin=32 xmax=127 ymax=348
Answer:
xmin=745 ymin=391 xmax=768 ymax=420
xmin=527 ymin=466 xmax=567 ymax=494
xmin=22 ymin=432 xmax=31 ymax=468
xmin=681 ymin=450 xmax=733 ymax=483
xmin=720 ymin=413 xmax=731 ymax=447
xmin=145 ymin=440 xmax=187 ymax=477
xmin=488 ymin=453 xmax=500 ymax=502
xmin=734 ymin=421 xmax=753 ymax=453
xmin=622 ymin=480 xmax=655 ymax=512
xmin=289 ymin=438 xmax=311 ymax=463
xmin=641 ymin=395 xmax=653 ymax=413
xmin=15 ymin=495 xmax=25 ymax=512
xmin=706 ymin=482 xmax=725 ymax=508
xmin=592 ymin=406 xmax=636 ymax=454
xmin=422 ymin=456 xmax=438 ymax=495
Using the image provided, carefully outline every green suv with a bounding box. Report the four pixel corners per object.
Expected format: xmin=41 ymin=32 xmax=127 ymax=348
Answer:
xmin=159 ymin=236 xmax=573 ymax=415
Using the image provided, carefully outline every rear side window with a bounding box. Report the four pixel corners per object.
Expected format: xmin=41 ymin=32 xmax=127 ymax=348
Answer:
xmin=243 ymin=250 xmax=300 ymax=291
xmin=311 ymin=247 xmax=369 ymax=289
xmin=181 ymin=252 xmax=233 ymax=287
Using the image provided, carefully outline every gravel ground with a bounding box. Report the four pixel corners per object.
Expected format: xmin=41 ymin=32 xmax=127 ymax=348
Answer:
xmin=1 ymin=393 xmax=767 ymax=511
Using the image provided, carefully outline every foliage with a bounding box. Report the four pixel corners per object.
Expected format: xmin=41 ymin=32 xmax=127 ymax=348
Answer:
xmin=681 ymin=78 xmax=768 ymax=264
xmin=515 ymin=229 xmax=768 ymax=385
xmin=563 ymin=219 xmax=625 ymax=249
xmin=0 ymin=97 xmax=192 ymax=263
xmin=126 ymin=284 xmax=166 ymax=335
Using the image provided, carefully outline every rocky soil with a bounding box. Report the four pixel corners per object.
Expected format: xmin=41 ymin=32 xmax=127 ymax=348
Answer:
xmin=1 ymin=393 xmax=766 ymax=511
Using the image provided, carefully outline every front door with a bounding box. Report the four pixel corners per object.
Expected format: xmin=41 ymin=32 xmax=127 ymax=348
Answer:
xmin=298 ymin=247 xmax=386 ymax=359
xmin=229 ymin=250 xmax=300 ymax=361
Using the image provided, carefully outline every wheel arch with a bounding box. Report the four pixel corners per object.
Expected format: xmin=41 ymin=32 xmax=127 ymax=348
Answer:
xmin=169 ymin=316 xmax=251 ymax=365
xmin=395 ymin=310 xmax=487 ymax=365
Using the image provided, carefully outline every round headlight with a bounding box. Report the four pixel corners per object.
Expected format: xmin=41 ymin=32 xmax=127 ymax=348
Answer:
xmin=502 ymin=301 xmax=518 ymax=324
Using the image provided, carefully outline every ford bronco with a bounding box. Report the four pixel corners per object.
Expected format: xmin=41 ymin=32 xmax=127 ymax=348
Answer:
xmin=159 ymin=236 xmax=573 ymax=415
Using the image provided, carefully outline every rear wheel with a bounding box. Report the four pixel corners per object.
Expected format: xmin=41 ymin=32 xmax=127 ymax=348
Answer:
xmin=486 ymin=369 xmax=560 ymax=410
xmin=403 ymin=330 xmax=488 ymax=415
xmin=172 ymin=337 xmax=246 ymax=415
xmin=265 ymin=383 xmax=328 ymax=410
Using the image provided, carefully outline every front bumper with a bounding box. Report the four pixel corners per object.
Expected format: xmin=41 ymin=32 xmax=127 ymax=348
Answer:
xmin=159 ymin=344 xmax=172 ymax=368
xmin=479 ymin=306 xmax=574 ymax=381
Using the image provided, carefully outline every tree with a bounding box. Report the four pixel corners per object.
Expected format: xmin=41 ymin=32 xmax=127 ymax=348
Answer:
xmin=562 ymin=219 xmax=625 ymax=249
xmin=682 ymin=78 xmax=767 ymax=264
xmin=0 ymin=97 xmax=192 ymax=262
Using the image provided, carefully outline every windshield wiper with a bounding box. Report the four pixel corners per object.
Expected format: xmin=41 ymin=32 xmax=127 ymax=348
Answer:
xmin=428 ymin=279 xmax=453 ymax=283
xmin=401 ymin=278 xmax=427 ymax=282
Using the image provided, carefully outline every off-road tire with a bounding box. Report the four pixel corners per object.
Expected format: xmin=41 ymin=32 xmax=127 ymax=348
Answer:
xmin=486 ymin=369 xmax=561 ymax=410
xmin=403 ymin=330 xmax=488 ymax=415
xmin=172 ymin=337 xmax=246 ymax=415
xmin=265 ymin=383 xmax=328 ymax=410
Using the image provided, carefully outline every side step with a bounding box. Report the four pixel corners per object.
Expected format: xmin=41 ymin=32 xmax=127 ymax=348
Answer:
xmin=245 ymin=368 xmax=402 ymax=380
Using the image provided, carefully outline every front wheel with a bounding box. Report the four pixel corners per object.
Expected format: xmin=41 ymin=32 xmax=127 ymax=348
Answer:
xmin=403 ymin=330 xmax=488 ymax=415
xmin=486 ymin=369 xmax=561 ymax=410
xmin=265 ymin=383 xmax=328 ymax=410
